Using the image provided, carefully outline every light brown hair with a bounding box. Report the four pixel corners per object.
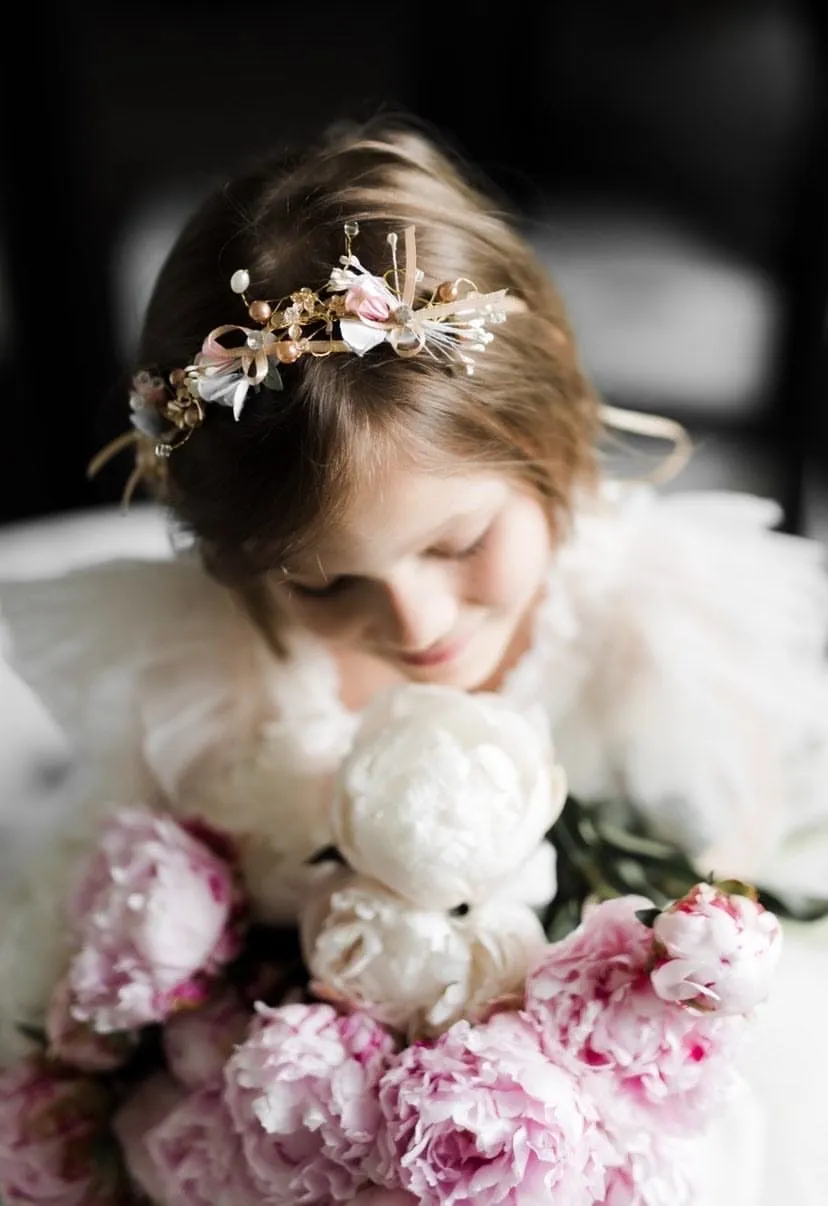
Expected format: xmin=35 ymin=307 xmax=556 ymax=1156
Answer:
xmin=136 ymin=116 xmax=601 ymax=637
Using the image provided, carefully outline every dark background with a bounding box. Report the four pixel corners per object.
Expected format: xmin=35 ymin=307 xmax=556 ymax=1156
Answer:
xmin=2 ymin=0 xmax=827 ymax=537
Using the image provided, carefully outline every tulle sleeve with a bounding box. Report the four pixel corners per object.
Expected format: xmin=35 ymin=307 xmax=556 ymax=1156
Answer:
xmin=512 ymin=483 xmax=828 ymax=895
xmin=0 ymin=556 xmax=281 ymax=809
xmin=0 ymin=556 xmax=355 ymax=1061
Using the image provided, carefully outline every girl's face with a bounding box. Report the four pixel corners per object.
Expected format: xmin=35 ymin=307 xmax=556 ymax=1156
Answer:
xmin=275 ymin=463 xmax=553 ymax=691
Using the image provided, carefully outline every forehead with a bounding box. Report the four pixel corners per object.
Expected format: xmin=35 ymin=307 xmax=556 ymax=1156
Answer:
xmin=289 ymin=466 xmax=509 ymax=577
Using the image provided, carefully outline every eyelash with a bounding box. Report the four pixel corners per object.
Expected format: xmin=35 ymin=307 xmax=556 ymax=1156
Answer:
xmin=289 ymin=525 xmax=492 ymax=601
xmin=289 ymin=577 xmax=354 ymax=601
xmin=448 ymin=528 xmax=490 ymax=560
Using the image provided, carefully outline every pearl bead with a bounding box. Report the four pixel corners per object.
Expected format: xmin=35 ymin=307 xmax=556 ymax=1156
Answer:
xmin=248 ymin=299 xmax=272 ymax=323
xmin=287 ymin=323 xmax=302 ymax=341
xmin=230 ymin=268 xmax=250 ymax=294
xmin=169 ymin=368 xmax=186 ymax=387
xmin=437 ymin=280 xmax=460 ymax=303
xmin=277 ymin=340 xmax=301 ymax=363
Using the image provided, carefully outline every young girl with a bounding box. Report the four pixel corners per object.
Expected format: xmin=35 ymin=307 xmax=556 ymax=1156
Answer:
xmin=1 ymin=117 xmax=827 ymax=1204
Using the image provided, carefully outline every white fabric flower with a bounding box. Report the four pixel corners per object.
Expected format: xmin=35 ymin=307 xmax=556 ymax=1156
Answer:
xmin=338 ymin=321 xmax=389 ymax=356
xmin=330 ymin=684 xmax=566 ymax=910
xmin=196 ymin=363 xmax=251 ymax=418
xmin=300 ymin=868 xmax=546 ymax=1037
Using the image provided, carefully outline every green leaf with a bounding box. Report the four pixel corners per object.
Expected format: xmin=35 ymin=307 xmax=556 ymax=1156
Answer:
xmin=592 ymin=822 xmax=681 ymax=862
xmin=542 ymin=793 xmax=828 ymax=942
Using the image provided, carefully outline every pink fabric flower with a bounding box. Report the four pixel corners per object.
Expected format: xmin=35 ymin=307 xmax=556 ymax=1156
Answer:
xmin=224 ymin=1001 xmax=397 ymax=1203
xmin=112 ymin=1071 xmax=187 ymax=1204
xmin=524 ymin=896 xmax=742 ymax=1132
xmin=46 ymin=975 xmax=138 ymax=1073
xmin=372 ymin=1013 xmax=611 ymax=1206
xmin=0 ymin=1055 xmax=120 ymax=1205
xmin=344 ymin=279 xmax=392 ymax=322
xmin=650 ymin=882 xmax=782 ymax=1015
xmin=66 ymin=808 xmax=244 ymax=1034
xmin=147 ymin=1082 xmax=262 ymax=1206
xmin=163 ymin=987 xmax=253 ymax=1089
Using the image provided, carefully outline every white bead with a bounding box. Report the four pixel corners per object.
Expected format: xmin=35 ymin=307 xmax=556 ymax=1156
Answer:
xmin=230 ymin=268 xmax=250 ymax=294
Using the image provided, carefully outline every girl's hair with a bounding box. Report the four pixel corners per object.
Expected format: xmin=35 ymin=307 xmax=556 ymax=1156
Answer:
xmin=137 ymin=114 xmax=601 ymax=611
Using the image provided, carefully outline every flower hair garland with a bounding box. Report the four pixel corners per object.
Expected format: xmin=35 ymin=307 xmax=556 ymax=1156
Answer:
xmin=88 ymin=224 xmax=524 ymax=505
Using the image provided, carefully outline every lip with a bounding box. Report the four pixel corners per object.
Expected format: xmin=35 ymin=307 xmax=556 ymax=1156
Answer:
xmin=398 ymin=632 xmax=472 ymax=668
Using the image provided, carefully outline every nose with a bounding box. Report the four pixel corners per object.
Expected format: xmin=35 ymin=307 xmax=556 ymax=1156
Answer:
xmin=377 ymin=561 xmax=459 ymax=653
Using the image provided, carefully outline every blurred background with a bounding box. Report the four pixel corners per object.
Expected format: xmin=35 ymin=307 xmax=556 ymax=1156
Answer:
xmin=0 ymin=0 xmax=827 ymax=861
xmin=1 ymin=0 xmax=827 ymax=542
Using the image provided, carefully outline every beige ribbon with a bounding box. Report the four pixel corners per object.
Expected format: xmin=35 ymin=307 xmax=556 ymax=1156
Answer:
xmin=598 ymin=403 xmax=694 ymax=485
xmin=199 ymin=325 xmax=273 ymax=385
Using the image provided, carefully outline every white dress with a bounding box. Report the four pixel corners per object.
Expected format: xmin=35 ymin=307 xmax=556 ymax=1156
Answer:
xmin=0 ymin=479 xmax=827 ymax=1206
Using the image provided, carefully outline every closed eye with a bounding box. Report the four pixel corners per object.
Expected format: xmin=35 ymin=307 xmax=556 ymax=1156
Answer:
xmin=289 ymin=576 xmax=355 ymax=600
xmin=434 ymin=524 xmax=492 ymax=561
xmin=288 ymin=520 xmax=494 ymax=597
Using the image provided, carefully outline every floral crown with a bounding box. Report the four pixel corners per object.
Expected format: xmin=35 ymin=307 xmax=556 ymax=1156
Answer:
xmin=90 ymin=224 xmax=525 ymax=502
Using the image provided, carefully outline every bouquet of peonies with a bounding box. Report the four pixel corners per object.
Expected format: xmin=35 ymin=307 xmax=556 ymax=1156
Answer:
xmin=0 ymin=686 xmax=783 ymax=1206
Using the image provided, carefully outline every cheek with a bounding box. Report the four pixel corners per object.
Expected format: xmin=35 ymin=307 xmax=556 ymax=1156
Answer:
xmin=470 ymin=502 xmax=551 ymax=610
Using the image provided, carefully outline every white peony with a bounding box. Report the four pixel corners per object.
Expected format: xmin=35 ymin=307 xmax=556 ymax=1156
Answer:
xmin=300 ymin=867 xmax=547 ymax=1038
xmin=494 ymin=842 xmax=558 ymax=912
xmin=330 ymin=684 xmax=566 ymax=910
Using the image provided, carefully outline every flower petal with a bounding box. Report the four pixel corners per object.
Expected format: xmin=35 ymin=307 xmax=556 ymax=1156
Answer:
xmin=339 ymin=320 xmax=389 ymax=356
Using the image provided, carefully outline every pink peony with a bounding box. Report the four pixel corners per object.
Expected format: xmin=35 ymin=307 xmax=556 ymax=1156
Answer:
xmin=372 ymin=1013 xmax=611 ymax=1206
xmin=650 ymin=882 xmax=782 ymax=1015
xmin=590 ymin=1078 xmax=698 ymax=1206
xmin=112 ymin=1071 xmax=187 ymax=1203
xmin=524 ymin=896 xmax=742 ymax=1132
xmin=46 ymin=974 xmax=139 ymax=1073
xmin=163 ymin=986 xmax=253 ymax=1090
xmin=343 ymin=279 xmax=392 ymax=322
xmin=0 ymin=1055 xmax=121 ymax=1205
xmin=224 ymin=1001 xmax=397 ymax=1203
xmin=599 ymin=1129 xmax=696 ymax=1206
xmin=147 ymin=1081 xmax=263 ymax=1206
xmin=66 ymin=808 xmax=244 ymax=1034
